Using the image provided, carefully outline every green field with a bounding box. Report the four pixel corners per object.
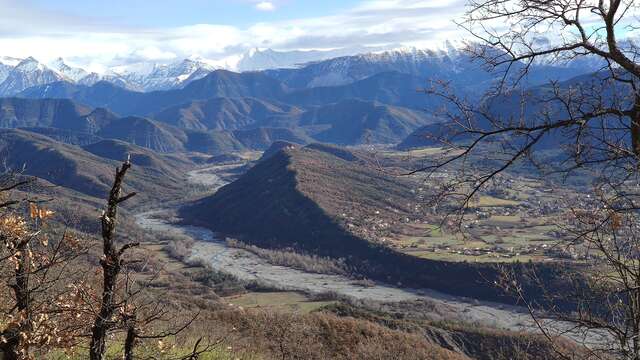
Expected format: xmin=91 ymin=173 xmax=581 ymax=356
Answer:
xmin=388 ymin=215 xmax=560 ymax=263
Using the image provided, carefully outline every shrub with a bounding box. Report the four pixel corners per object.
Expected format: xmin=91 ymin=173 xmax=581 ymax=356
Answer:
xmin=226 ymin=238 xmax=350 ymax=276
xmin=163 ymin=233 xmax=195 ymax=261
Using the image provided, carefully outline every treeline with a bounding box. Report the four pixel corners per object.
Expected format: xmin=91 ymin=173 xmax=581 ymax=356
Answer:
xmin=225 ymin=238 xmax=351 ymax=276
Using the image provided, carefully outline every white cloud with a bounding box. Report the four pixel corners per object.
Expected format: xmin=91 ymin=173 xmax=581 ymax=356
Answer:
xmin=0 ymin=0 xmax=473 ymax=69
xmin=255 ymin=1 xmax=276 ymax=11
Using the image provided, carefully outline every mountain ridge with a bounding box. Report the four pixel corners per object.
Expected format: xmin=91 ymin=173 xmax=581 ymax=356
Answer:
xmin=0 ymin=43 xmax=607 ymax=97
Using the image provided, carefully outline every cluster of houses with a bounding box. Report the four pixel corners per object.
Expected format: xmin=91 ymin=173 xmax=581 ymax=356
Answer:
xmin=409 ymin=243 xmax=548 ymax=260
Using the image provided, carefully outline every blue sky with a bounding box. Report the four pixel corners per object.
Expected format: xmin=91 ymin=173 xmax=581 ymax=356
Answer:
xmin=29 ymin=0 xmax=363 ymax=28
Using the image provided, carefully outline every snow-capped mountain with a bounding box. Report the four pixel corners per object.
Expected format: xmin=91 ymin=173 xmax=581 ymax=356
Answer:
xmin=97 ymin=72 xmax=140 ymax=91
xmin=0 ymin=56 xmax=25 ymax=85
xmin=138 ymin=58 xmax=216 ymax=91
xmin=264 ymin=41 xmax=608 ymax=90
xmin=236 ymin=48 xmax=356 ymax=72
xmin=0 ymin=65 xmax=12 ymax=85
xmin=264 ymin=44 xmax=475 ymax=89
xmin=109 ymin=58 xmax=217 ymax=91
xmin=0 ymin=56 xmax=220 ymax=95
xmin=0 ymin=41 xmax=606 ymax=96
xmin=48 ymin=58 xmax=90 ymax=82
xmin=234 ymin=46 xmax=393 ymax=72
xmin=0 ymin=57 xmax=66 ymax=95
xmin=77 ymin=72 xmax=102 ymax=87
xmin=0 ymin=46 xmax=460 ymax=95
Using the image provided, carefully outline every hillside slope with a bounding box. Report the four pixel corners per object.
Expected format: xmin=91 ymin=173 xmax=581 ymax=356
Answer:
xmin=82 ymin=139 xmax=192 ymax=178
xmin=154 ymin=97 xmax=303 ymax=131
xmin=300 ymin=99 xmax=437 ymax=145
xmin=18 ymin=127 xmax=104 ymax=146
xmin=0 ymin=98 xmax=311 ymax=154
xmin=0 ymin=129 xmax=187 ymax=203
xmin=154 ymin=97 xmax=434 ymax=145
xmin=285 ymin=72 xmax=437 ymax=109
xmin=181 ymin=144 xmax=413 ymax=250
xmin=95 ymin=116 xmax=187 ymax=153
xmin=19 ymin=70 xmax=288 ymax=116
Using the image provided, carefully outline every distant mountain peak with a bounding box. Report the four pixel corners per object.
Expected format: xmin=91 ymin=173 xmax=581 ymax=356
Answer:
xmin=103 ymin=58 xmax=217 ymax=91
xmin=15 ymin=56 xmax=46 ymax=71
xmin=50 ymin=57 xmax=66 ymax=66
xmin=48 ymin=57 xmax=89 ymax=82
xmin=234 ymin=47 xmax=389 ymax=72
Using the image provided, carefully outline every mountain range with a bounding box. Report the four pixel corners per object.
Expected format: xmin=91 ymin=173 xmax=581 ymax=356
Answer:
xmin=397 ymin=69 xmax=629 ymax=151
xmin=0 ymin=56 xmax=219 ymax=95
xmin=0 ymin=43 xmax=607 ymax=98
xmin=0 ymin=47 xmax=380 ymax=95
xmin=13 ymin=66 xmax=441 ymax=146
xmin=0 ymin=97 xmax=319 ymax=154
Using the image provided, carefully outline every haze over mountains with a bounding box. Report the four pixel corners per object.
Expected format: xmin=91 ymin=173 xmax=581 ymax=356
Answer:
xmin=0 ymin=46 xmax=387 ymax=95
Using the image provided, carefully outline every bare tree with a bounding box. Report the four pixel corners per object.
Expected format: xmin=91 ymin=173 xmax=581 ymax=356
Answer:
xmin=118 ymin=267 xmax=203 ymax=360
xmin=416 ymin=0 xmax=640 ymax=358
xmin=89 ymin=158 xmax=138 ymax=360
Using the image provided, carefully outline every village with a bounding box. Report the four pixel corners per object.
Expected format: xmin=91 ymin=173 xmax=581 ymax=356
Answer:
xmin=340 ymin=161 xmax=599 ymax=264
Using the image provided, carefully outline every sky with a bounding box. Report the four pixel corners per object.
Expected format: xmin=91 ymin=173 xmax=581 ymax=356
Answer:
xmin=0 ymin=0 xmax=469 ymax=71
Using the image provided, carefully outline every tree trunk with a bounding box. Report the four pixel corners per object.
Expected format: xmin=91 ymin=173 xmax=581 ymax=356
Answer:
xmin=89 ymin=259 xmax=119 ymax=360
xmin=0 ymin=332 xmax=20 ymax=360
xmin=632 ymin=93 xmax=640 ymax=158
xmin=123 ymin=314 xmax=137 ymax=360
xmin=89 ymin=161 xmax=134 ymax=360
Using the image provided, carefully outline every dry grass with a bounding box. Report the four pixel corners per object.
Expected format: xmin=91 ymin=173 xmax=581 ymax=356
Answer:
xmin=224 ymin=291 xmax=333 ymax=314
xmin=207 ymin=309 xmax=469 ymax=360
